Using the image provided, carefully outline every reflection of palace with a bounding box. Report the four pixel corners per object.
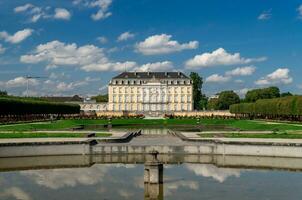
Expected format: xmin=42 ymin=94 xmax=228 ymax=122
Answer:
xmin=108 ymin=72 xmax=193 ymax=114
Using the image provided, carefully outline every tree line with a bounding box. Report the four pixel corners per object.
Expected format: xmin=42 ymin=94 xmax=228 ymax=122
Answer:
xmin=230 ymin=96 xmax=302 ymax=120
xmin=0 ymin=96 xmax=80 ymax=115
xmin=189 ymin=73 xmax=294 ymax=111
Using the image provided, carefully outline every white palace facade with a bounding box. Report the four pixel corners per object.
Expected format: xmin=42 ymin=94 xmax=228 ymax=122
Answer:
xmin=107 ymin=72 xmax=193 ymax=114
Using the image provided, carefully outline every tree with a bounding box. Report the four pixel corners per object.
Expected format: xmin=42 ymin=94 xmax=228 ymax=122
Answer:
xmin=190 ymin=72 xmax=203 ymax=110
xmin=281 ymin=92 xmax=293 ymax=97
xmin=0 ymin=90 xmax=7 ymax=96
xmin=92 ymin=94 xmax=108 ymax=102
xmin=198 ymin=94 xmax=208 ymax=110
xmin=245 ymin=87 xmax=280 ymax=102
xmin=217 ymin=90 xmax=240 ymax=110
xmin=207 ymin=98 xmax=219 ymax=110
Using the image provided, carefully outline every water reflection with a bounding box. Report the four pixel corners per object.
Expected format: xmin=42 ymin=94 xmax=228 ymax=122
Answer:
xmin=1 ymin=155 xmax=302 ymax=200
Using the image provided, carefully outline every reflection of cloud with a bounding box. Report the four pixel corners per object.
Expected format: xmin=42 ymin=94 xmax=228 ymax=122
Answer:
xmin=185 ymin=164 xmax=241 ymax=183
xmin=164 ymin=179 xmax=199 ymax=196
xmin=118 ymin=189 xmax=134 ymax=199
xmin=166 ymin=180 xmax=198 ymax=190
xmin=0 ymin=187 xmax=32 ymax=200
xmin=20 ymin=164 xmax=133 ymax=190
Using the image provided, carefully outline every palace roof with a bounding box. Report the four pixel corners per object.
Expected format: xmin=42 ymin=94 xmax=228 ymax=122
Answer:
xmin=112 ymin=72 xmax=190 ymax=79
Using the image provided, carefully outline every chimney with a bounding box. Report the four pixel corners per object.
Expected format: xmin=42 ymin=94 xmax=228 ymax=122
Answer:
xmin=178 ymin=71 xmax=180 ymax=76
xmin=165 ymin=72 xmax=167 ymax=76
xmin=134 ymin=71 xmax=137 ymax=76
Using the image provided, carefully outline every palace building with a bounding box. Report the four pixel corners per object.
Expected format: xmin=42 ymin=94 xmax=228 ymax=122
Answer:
xmin=107 ymin=72 xmax=193 ymax=115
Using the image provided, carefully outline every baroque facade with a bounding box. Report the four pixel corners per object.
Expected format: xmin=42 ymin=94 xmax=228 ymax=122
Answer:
xmin=108 ymin=72 xmax=193 ymax=114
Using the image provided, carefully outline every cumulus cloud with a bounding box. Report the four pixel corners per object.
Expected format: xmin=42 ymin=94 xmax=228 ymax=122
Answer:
xmin=20 ymin=40 xmax=134 ymax=72
xmin=0 ymin=29 xmax=33 ymax=44
xmin=14 ymin=4 xmax=71 ymax=22
xmin=117 ymin=31 xmax=135 ymax=42
xmin=0 ymin=44 xmax=5 ymax=54
xmin=134 ymin=61 xmax=174 ymax=72
xmin=5 ymin=76 xmax=39 ymax=88
xmin=205 ymin=74 xmax=231 ymax=83
xmin=225 ymin=66 xmax=256 ymax=76
xmin=185 ymin=48 xmax=266 ymax=69
xmin=54 ymin=8 xmax=71 ymax=20
xmin=298 ymin=5 xmax=302 ymax=18
xmin=81 ymin=61 xmax=137 ymax=72
xmin=185 ymin=164 xmax=241 ymax=183
xmin=97 ymin=36 xmax=108 ymax=44
xmin=255 ymin=68 xmax=293 ymax=85
xmin=136 ymin=34 xmax=198 ymax=55
xmin=73 ymin=0 xmax=113 ymax=21
xmin=235 ymin=88 xmax=253 ymax=97
xmin=258 ymin=10 xmax=272 ymax=20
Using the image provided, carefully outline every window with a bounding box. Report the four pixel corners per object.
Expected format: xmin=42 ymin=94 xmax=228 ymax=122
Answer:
xmin=174 ymin=95 xmax=178 ymax=103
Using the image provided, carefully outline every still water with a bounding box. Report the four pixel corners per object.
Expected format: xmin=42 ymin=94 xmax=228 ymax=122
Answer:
xmin=0 ymin=155 xmax=302 ymax=200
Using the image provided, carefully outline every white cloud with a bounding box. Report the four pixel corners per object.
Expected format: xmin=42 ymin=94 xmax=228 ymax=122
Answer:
xmin=20 ymin=40 xmax=134 ymax=72
xmin=225 ymin=66 xmax=256 ymax=76
xmin=6 ymin=76 xmax=38 ymax=88
xmin=97 ymin=36 xmax=108 ymax=44
xmin=54 ymin=8 xmax=71 ymax=20
xmin=255 ymin=68 xmax=293 ymax=85
xmin=117 ymin=31 xmax=135 ymax=42
xmin=258 ymin=10 xmax=272 ymax=20
xmin=81 ymin=61 xmax=137 ymax=72
xmin=73 ymin=0 xmax=113 ymax=21
xmin=298 ymin=5 xmax=302 ymax=18
xmin=136 ymin=34 xmax=198 ymax=55
xmin=0 ymin=29 xmax=33 ymax=44
xmin=0 ymin=44 xmax=6 ymax=54
xmin=55 ymin=81 xmax=88 ymax=92
xmin=205 ymin=74 xmax=231 ymax=83
xmin=185 ymin=164 xmax=241 ymax=183
xmin=14 ymin=4 xmax=71 ymax=22
xmin=234 ymin=79 xmax=244 ymax=83
xmin=235 ymin=88 xmax=253 ymax=97
xmin=135 ymin=61 xmax=173 ymax=72
xmin=185 ymin=48 xmax=266 ymax=69
xmin=14 ymin=3 xmax=34 ymax=13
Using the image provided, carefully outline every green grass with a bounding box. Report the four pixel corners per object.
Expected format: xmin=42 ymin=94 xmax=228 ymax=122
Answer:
xmin=1 ymin=118 xmax=302 ymax=132
xmin=198 ymin=132 xmax=302 ymax=139
xmin=0 ymin=132 xmax=111 ymax=138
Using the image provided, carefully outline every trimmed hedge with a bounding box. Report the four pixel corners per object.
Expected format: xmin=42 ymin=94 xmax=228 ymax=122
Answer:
xmin=230 ymin=96 xmax=302 ymax=117
xmin=0 ymin=97 xmax=80 ymax=115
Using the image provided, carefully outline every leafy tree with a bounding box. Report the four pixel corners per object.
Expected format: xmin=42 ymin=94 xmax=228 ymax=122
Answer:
xmin=0 ymin=90 xmax=7 ymax=96
xmin=217 ymin=90 xmax=240 ymax=110
xmin=245 ymin=87 xmax=280 ymax=102
xmin=190 ymin=72 xmax=203 ymax=110
xmin=281 ymin=92 xmax=293 ymax=97
xmin=92 ymin=94 xmax=108 ymax=102
xmin=198 ymin=94 xmax=208 ymax=110
xmin=207 ymin=98 xmax=219 ymax=110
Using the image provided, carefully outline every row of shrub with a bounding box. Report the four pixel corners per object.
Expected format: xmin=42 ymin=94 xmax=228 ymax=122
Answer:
xmin=230 ymin=96 xmax=302 ymax=118
xmin=0 ymin=97 xmax=80 ymax=115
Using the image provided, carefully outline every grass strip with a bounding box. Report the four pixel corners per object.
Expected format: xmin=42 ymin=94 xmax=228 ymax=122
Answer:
xmin=0 ymin=132 xmax=111 ymax=138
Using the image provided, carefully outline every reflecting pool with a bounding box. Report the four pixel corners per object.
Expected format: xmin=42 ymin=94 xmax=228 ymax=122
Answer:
xmin=1 ymin=155 xmax=302 ymax=200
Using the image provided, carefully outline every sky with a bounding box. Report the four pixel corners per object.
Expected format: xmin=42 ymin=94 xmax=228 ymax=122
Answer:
xmin=0 ymin=0 xmax=302 ymax=97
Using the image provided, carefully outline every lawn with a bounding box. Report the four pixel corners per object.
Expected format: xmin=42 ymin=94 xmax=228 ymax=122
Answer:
xmin=0 ymin=132 xmax=111 ymax=139
xmin=198 ymin=132 xmax=302 ymax=139
xmin=0 ymin=118 xmax=302 ymax=132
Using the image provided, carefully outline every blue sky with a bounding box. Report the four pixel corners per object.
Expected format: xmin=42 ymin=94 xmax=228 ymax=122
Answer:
xmin=0 ymin=0 xmax=302 ymax=97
